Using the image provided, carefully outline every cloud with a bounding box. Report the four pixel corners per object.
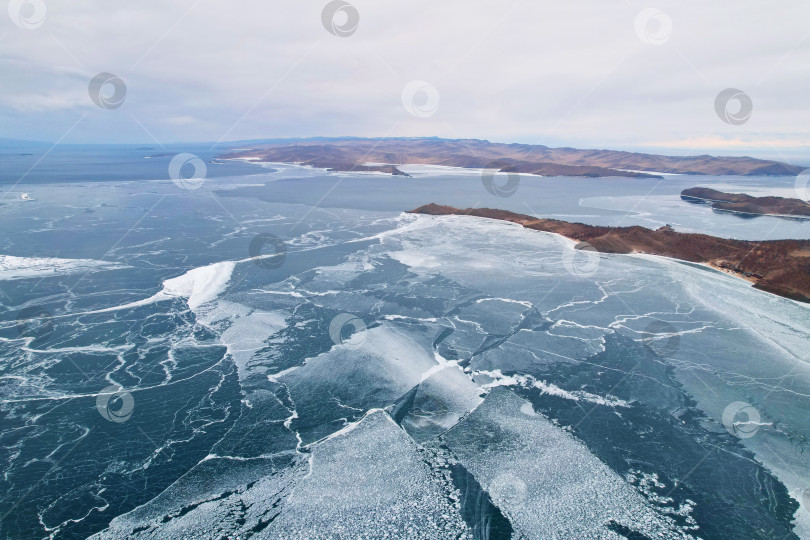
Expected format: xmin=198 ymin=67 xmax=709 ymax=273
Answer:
xmin=0 ymin=0 xmax=808 ymax=158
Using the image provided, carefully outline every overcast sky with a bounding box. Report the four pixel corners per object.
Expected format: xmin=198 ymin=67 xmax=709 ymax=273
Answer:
xmin=1 ymin=0 xmax=809 ymax=160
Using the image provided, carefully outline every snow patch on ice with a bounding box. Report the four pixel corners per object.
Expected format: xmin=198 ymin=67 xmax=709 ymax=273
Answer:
xmin=476 ymin=369 xmax=631 ymax=408
xmin=0 ymin=254 xmax=127 ymax=281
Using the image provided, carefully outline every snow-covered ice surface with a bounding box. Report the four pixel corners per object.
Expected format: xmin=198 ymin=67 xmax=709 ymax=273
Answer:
xmin=0 ymin=254 xmax=126 ymax=281
xmin=91 ymin=455 xmax=304 ymax=539
xmin=441 ymin=388 xmax=694 ymax=539
xmin=265 ymin=410 xmax=471 ymax=539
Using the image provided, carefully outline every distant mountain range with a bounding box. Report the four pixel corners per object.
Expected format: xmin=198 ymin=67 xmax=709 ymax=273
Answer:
xmin=220 ymin=137 xmax=805 ymax=178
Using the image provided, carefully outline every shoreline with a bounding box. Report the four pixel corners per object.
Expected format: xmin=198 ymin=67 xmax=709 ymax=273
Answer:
xmin=408 ymin=204 xmax=810 ymax=304
xmin=223 ymin=157 xmax=410 ymax=177
xmin=704 ymin=261 xmax=759 ymax=284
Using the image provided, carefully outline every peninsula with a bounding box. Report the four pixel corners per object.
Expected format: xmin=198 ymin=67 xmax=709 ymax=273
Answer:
xmin=681 ymin=187 xmax=810 ymax=218
xmin=409 ymin=204 xmax=810 ymax=303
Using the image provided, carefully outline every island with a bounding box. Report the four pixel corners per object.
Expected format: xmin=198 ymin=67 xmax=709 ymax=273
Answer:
xmin=220 ymin=137 xmax=804 ymax=179
xmin=409 ymin=204 xmax=810 ymax=303
xmin=681 ymin=187 xmax=810 ymax=219
xmin=327 ymin=164 xmax=410 ymax=176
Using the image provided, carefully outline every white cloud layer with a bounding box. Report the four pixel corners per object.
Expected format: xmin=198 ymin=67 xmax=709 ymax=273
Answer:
xmin=1 ymin=0 xmax=809 ymax=159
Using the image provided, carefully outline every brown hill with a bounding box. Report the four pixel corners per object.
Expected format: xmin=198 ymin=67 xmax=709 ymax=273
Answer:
xmin=681 ymin=187 xmax=810 ymax=218
xmin=221 ymin=137 xmax=803 ymax=178
xmin=410 ymin=204 xmax=810 ymax=303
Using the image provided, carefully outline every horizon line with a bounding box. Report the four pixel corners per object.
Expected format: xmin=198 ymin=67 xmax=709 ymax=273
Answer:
xmin=1 ymin=135 xmax=807 ymax=164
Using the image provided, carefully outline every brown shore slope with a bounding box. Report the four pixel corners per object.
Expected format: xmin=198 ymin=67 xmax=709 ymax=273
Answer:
xmin=409 ymin=204 xmax=810 ymax=303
